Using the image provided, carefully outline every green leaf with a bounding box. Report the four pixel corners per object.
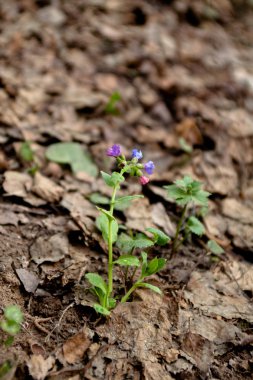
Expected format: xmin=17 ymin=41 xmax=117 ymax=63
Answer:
xmin=187 ymin=216 xmax=205 ymax=236
xmin=89 ymin=193 xmax=110 ymax=205
xmin=101 ymin=171 xmax=125 ymax=188
xmin=111 ymin=172 xmax=125 ymax=185
xmin=207 ymin=240 xmax=224 ymax=255
xmin=96 ymin=207 xmax=115 ymax=222
xmin=156 ymin=258 xmax=166 ymax=272
xmin=114 ymin=195 xmax=144 ymax=205
xmin=116 ymin=233 xmax=134 ymax=253
xmin=85 ymin=273 xmax=107 ymax=295
xmin=132 ymin=234 xmax=154 ymax=250
xmin=146 ymin=257 xmax=158 ymax=275
xmin=19 ymin=141 xmax=34 ymax=162
xmin=116 ymin=233 xmax=154 ymax=253
xmin=141 ymin=251 xmax=148 ymax=276
xmin=164 ymin=176 xmax=210 ymax=207
xmin=137 ymin=282 xmax=162 ymax=295
xmin=46 ymin=142 xmax=98 ymax=176
xmin=146 ymin=227 xmax=171 ymax=246
xmin=101 ymin=171 xmax=114 ymax=187
xmin=108 ymin=298 xmax=116 ymax=309
xmin=96 ymin=214 xmax=118 ymax=244
xmin=113 ymin=195 xmax=144 ymax=211
xmin=105 ymin=91 xmax=121 ymax=115
xmin=93 ymin=304 xmax=110 ymax=316
xmin=145 ymin=257 xmax=166 ymax=276
xmin=114 ymin=255 xmax=140 ymax=267
xmin=93 ymin=287 xmax=106 ymax=306
xmin=1 ymin=320 xmax=20 ymax=336
xmin=179 ymin=137 xmax=193 ymax=153
xmin=4 ymin=335 xmax=14 ymax=347
xmin=0 ymin=361 xmax=12 ymax=377
xmin=4 ymin=305 xmax=23 ymax=324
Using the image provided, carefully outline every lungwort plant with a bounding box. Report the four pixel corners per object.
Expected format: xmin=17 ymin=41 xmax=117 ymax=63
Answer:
xmin=164 ymin=176 xmax=210 ymax=255
xmin=85 ymin=145 xmax=170 ymax=315
xmin=0 ymin=305 xmax=23 ymax=377
xmin=0 ymin=305 xmax=23 ymax=347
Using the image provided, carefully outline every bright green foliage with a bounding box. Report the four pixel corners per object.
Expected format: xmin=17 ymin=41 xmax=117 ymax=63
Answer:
xmin=164 ymin=175 xmax=210 ymax=254
xmin=105 ymin=91 xmax=121 ymax=115
xmin=94 ymin=304 xmax=110 ymax=316
xmin=186 ymin=216 xmax=205 ymax=236
xmin=120 ymin=253 xmax=166 ymax=303
xmin=136 ymin=283 xmax=162 ymax=294
xmin=114 ymin=255 xmax=140 ymax=266
xmin=46 ymin=142 xmax=98 ymax=176
xmin=87 ymin=146 xmax=167 ymax=315
xmin=19 ymin=141 xmax=34 ymax=162
xmin=85 ymin=273 xmax=107 ymax=295
xmin=0 ymin=361 xmax=12 ymax=377
xmin=116 ymin=228 xmax=170 ymax=254
xmin=101 ymin=171 xmax=125 ymax=188
xmin=114 ymin=195 xmax=144 ymax=206
xmin=165 ymin=175 xmax=210 ymax=206
xmin=116 ymin=232 xmax=154 ymax=253
xmin=90 ymin=193 xmax=143 ymax=210
xmin=89 ymin=193 xmax=110 ymax=205
xmin=1 ymin=305 xmax=23 ymax=348
xmin=207 ymin=240 xmax=224 ymax=255
xmin=146 ymin=228 xmax=171 ymax=246
xmin=96 ymin=213 xmax=118 ymax=244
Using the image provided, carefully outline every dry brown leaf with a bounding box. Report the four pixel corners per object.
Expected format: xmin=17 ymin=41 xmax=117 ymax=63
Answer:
xmin=125 ymin=198 xmax=152 ymax=232
xmin=195 ymin=157 xmax=238 ymax=195
xmin=178 ymin=309 xmax=247 ymax=349
xmin=181 ymin=332 xmax=214 ymax=373
xmin=222 ymin=198 xmax=253 ymax=224
xmin=220 ymin=109 xmax=253 ymax=137
xmin=3 ymin=171 xmax=32 ymax=198
xmin=226 ymin=220 xmax=253 ymax=249
xmin=63 ymin=330 xmax=91 ymax=364
xmin=15 ymin=268 xmax=39 ymax=293
xmin=184 ymin=271 xmax=253 ymax=323
xmin=176 ymin=117 xmax=203 ymax=145
xmin=27 ymin=354 xmax=55 ymax=380
xmin=30 ymin=233 xmax=69 ymax=265
xmin=226 ymin=260 xmax=253 ymax=293
xmin=32 ymin=172 xmax=64 ymax=203
xmin=151 ymin=202 xmax=176 ymax=236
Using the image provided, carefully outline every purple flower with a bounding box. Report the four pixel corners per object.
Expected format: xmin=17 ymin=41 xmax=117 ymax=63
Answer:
xmin=132 ymin=149 xmax=143 ymax=160
xmin=107 ymin=144 xmax=121 ymax=157
xmin=144 ymin=161 xmax=155 ymax=175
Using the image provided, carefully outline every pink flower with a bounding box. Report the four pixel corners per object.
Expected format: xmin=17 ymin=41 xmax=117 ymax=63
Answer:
xmin=139 ymin=176 xmax=149 ymax=185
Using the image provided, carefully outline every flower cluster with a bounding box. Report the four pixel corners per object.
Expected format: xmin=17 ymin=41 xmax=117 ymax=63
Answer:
xmin=106 ymin=144 xmax=155 ymax=185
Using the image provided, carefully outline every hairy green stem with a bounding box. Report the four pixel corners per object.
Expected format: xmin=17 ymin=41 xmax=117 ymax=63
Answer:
xmin=107 ymin=185 xmax=117 ymax=303
xmin=172 ymin=204 xmax=187 ymax=255
xmin=106 ymin=167 xmax=126 ymax=307
xmin=121 ymin=282 xmax=139 ymax=303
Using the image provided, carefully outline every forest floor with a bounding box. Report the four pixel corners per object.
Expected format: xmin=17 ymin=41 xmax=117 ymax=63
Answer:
xmin=0 ymin=1 xmax=253 ymax=379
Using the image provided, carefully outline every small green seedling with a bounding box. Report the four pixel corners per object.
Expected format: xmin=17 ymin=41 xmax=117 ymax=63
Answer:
xmin=0 ymin=305 xmax=23 ymax=377
xmin=178 ymin=137 xmax=193 ymax=154
xmin=19 ymin=141 xmax=39 ymax=176
xmin=105 ymin=91 xmax=121 ymax=115
xmin=1 ymin=305 xmax=23 ymax=347
xmin=207 ymin=239 xmax=224 ymax=261
xmin=164 ymin=175 xmax=210 ymax=255
xmin=85 ymin=145 xmax=170 ymax=315
xmin=19 ymin=141 xmax=34 ymax=162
